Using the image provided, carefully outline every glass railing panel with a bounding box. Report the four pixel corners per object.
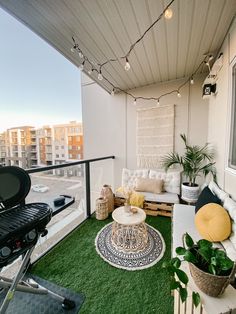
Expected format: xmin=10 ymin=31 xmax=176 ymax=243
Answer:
xmin=89 ymin=158 xmax=114 ymax=214
xmin=25 ymin=164 xmax=86 ymax=262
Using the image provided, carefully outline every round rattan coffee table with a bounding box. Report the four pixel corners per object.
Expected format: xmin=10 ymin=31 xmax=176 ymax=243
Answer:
xmin=111 ymin=206 xmax=148 ymax=253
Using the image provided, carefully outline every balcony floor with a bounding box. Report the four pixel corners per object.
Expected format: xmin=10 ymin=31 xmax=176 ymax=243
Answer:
xmin=31 ymin=215 xmax=173 ymax=314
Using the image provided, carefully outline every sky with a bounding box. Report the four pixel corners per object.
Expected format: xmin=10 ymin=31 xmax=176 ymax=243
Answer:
xmin=0 ymin=8 xmax=82 ymax=132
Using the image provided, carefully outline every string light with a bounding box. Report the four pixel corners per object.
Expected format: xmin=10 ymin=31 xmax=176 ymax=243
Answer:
xmin=98 ymin=69 xmax=103 ymax=81
xmin=124 ymin=57 xmax=131 ymax=71
xmin=79 ymin=60 xmax=85 ymax=70
xmin=111 ymin=88 xmax=115 ymax=96
xmin=164 ymin=8 xmax=173 ymax=19
xmin=71 ymin=0 xmax=209 ymax=106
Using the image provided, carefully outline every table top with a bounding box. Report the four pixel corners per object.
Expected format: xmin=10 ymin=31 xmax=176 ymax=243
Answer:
xmin=112 ymin=206 xmax=146 ymax=225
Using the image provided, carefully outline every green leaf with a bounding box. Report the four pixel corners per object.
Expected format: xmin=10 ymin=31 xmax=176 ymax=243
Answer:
xmin=197 ymin=239 xmax=212 ymax=249
xmin=176 ymin=247 xmax=186 ymax=255
xmin=175 ymin=268 xmax=189 ymax=285
xmin=185 ymin=233 xmax=194 ymax=248
xmin=219 ymin=258 xmax=234 ymax=271
xmin=198 ymin=247 xmax=212 ymax=262
xmin=192 ymin=292 xmax=201 ymax=307
xmin=215 ymin=250 xmax=226 ymax=259
xmin=179 ymin=287 xmax=188 ymax=303
xmin=208 ymin=264 xmax=216 ymax=275
xmin=170 ymin=278 xmax=181 ymax=290
xmin=171 ymin=257 xmax=181 ymax=268
xmin=184 ymin=251 xmax=198 ymax=264
xmin=211 ymin=257 xmax=217 ymax=266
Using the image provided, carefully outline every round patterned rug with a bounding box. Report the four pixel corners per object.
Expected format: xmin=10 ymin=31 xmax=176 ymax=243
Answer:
xmin=95 ymin=222 xmax=165 ymax=271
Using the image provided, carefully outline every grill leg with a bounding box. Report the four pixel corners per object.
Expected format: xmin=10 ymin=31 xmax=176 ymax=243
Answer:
xmin=0 ymin=247 xmax=34 ymax=314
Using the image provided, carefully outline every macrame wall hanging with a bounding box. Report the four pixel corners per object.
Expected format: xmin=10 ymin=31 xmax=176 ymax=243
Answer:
xmin=136 ymin=105 xmax=175 ymax=169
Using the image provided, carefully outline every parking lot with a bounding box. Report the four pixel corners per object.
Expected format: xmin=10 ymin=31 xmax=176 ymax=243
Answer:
xmin=26 ymin=173 xmax=84 ymax=207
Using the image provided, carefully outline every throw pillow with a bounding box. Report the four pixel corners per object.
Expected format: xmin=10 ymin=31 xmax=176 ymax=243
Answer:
xmin=195 ymin=203 xmax=231 ymax=242
xmin=195 ymin=186 xmax=221 ymax=213
xmin=130 ymin=192 xmax=145 ymax=208
xmin=135 ymin=177 xmax=163 ymax=194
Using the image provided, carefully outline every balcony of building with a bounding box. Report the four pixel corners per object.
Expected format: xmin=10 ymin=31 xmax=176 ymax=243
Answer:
xmin=0 ymin=1 xmax=236 ymax=313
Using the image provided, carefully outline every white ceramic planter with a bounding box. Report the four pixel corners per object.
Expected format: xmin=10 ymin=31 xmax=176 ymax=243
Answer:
xmin=181 ymin=182 xmax=200 ymax=203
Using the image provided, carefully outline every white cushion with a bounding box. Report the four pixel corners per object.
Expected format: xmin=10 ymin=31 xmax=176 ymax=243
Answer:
xmin=208 ymin=181 xmax=229 ymax=202
xmin=149 ymin=170 xmax=180 ymax=194
xmin=121 ymin=168 xmax=149 ymax=189
xmin=141 ymin=191 xmax=179 ymax=204
xmin=115 ymin=190 xmax=179 ymax=204
xmin=223 ymin=197 xmax=236 ymax=221
xmin=221 ymin=239 xmax=236 ymax=261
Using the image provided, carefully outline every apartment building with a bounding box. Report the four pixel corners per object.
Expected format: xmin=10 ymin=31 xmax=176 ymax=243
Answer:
xmin=0 ymin=126 xmax=37 ymax=169
xmin=0 ymin=132 xmax=7 ymax=166
xmin=0 ymin=121 xmax=83 ymax=173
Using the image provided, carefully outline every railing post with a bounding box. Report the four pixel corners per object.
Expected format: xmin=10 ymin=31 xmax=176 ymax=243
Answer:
xmin=85 ymin=162 xmax=91 ymax=218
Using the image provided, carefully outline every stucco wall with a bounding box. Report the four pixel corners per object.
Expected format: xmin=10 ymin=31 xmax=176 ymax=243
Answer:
xmin=207 ymin=17 xmax=236 ymax=199
xmin=82 ymin=73 xmax=209 ymax=189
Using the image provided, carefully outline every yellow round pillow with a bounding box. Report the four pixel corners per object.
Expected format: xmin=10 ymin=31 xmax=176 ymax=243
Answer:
xmin=195 ymin=203 xmax=231 ymax=242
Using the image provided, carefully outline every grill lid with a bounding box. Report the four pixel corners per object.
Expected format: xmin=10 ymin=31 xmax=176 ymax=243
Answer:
xmin=0 ymin=166 xmax=31 ymax=210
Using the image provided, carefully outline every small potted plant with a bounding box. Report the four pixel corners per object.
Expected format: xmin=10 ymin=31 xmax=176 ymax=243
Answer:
xmin=162 ymin=233 xmax=235 ymax=307
xmin=161 ymin=134 xmax=216 ymax=202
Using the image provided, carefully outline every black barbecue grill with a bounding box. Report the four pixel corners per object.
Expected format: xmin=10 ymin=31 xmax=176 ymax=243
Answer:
xmin=0 ymin=166 xmax=75 ymax=313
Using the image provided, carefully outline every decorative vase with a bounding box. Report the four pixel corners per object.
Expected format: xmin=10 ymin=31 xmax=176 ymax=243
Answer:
xmin=124 ymin=202 xmax=131 ymax=213
xmin=189 ymin=262 xmax=236 ymax=297
xmin=100 ymin=184 xmax=114 ymax=213
xmin=96 ymin=197 xmax=108 ymax=220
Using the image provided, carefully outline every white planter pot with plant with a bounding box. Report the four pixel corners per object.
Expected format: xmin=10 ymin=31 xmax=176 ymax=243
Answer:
xmin=162 ymin=134 xmax=216 ymax=203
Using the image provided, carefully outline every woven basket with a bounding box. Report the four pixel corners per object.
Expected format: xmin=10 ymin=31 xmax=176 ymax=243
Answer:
xmin=96 ymin=197 xmax=108 ymax=220
xmin=189 ymin=262 xmax=236 ymax=297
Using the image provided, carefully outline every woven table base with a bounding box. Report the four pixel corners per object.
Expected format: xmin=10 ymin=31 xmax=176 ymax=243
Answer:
xmin=95 ymin=222 xmax=165 ymax=271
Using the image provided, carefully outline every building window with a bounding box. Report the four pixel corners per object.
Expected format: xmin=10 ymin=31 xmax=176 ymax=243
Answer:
xmin=56 ymin=154 xmax=59 ymax=158
xmin=77 ymin=146 xmax=80 ymax=150
xmin=61 ymin=145 xmax=64 ymax=149
xmin=229 ymin=62 xmax=236 ymax=169
xmin=69 ymin=154 xmax=72 ymax=158
xmin=68 ymin=145 xmax=72 ymax=150
xmin=62 ymin=154 xmax=65 ymax=157
xmin=77 ymin=154 xmax=81 ymax=159
xmin=55 ymin=146 xmax=59 ymax=150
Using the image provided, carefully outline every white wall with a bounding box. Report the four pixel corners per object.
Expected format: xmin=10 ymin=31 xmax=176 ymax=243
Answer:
xmin=82 ymin=73 xmax=209 ymax=189
xmin=208 ymin=17 xmax=236 ymax=199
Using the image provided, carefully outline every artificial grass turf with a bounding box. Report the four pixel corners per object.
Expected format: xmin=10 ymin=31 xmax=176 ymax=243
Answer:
xmin=31 ymin=215 xmax=173 ymax=314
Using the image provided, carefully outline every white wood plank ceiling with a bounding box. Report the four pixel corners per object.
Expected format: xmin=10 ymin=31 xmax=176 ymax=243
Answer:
xmin=0 ymin=0 xmax=235 ymax=94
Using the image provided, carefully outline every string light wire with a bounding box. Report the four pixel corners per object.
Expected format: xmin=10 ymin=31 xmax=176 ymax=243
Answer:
xmin=71 ymin=0 xmax=211 ymax=104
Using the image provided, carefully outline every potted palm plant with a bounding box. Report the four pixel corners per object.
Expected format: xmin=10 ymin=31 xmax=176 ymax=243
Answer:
xmin=162 ymin=134 xmax=216 ymax=202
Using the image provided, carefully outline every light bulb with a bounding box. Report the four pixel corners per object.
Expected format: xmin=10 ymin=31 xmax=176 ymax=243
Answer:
xmin=79 ymin=61 xmax=85 ymax=70
xmin=88 ymin=69 xmax=92 ymax=75
xmin=177 ymin=91 xmax=181 ymax=98
xmin=133 ymin=99 xmax=137 ymax=105
xmin=125 ymin=57 xmax=131 ymax=71
xmin=164 ymin=8 xmax=173 ymax=19
xmin=71 ymin=47 xmax=75 ymax=53
xmin=98 ymin=71 xmax=103 ymax=81
xmin=111 ymin=89 xmax=115 ymax=96
xmin=190 ymin=77 xmax=194 ymax=85
xmin=208 ymin=55 xmax=214 ymax=61
xmin=157 ymin=99 xmax=160 ymax=106
xmin=78 ymin=51 xmax=83 ymax=59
